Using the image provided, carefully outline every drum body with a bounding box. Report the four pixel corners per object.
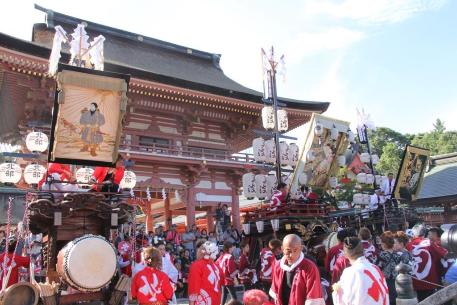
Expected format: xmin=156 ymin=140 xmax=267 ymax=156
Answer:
xmin=57 ymin=234 xmax=117 ymax=292
xmin=0 ymin=282 xmax=39 ymax=305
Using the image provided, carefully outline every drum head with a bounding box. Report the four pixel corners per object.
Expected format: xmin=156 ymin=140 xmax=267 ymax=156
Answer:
xmin=1 ymin=282 xmax=39 ymax=305
xmin=65 ymin=236 xmax=117 ymax=290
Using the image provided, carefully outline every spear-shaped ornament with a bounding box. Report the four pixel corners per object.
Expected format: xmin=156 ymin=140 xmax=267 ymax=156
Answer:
xmin=69 ymin=24 xmax=90 ymax=67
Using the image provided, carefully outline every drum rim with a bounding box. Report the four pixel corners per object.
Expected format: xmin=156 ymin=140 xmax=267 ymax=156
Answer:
xmin=1 ymin=281 xmax=39 ymax=305
xmin=60 ymin=234 xmax=116 ymax=292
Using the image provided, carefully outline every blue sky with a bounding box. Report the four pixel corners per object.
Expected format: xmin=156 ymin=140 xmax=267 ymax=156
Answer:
xmin=1 ymin=0 xmax=456 ymax=136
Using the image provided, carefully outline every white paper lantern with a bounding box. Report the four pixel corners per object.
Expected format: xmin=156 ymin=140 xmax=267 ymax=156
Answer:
xmin=307 ymin=150 xmax=316 ymax=162
xmin=255 ymin=174 xmax=268 ymax=200
xmin=252 ymin=138 xmax=266 ymax=162
xmin=256 ymin=220 xmax=264 ymax=233
xmin=360 ymin=153 xmax=370 ymax=163
xmin=362 ymin=194 xmax=371 ymax=205
xmin=266 ymin=174 xmax=277 ymax=200
xmin=330 ymin=126 xmax=339 ymax=140
xmin=288 ymin=143 xmax=299 ymax=167
xmin=264 ymin=139 xmax=276 ymax=164
xmin=353 ymin=193 xmax=363 ymax=205
xmin=298 ymin=173 xmax=308 ymax=186
xmin=271 ymin=219 xmax=280 ymax=232
xmin=314 ymin=123 xmax=324 ymax=136
xmin=278 ymin=109 xmax=288 ymax=132
xmin=337 ymin=155 xmax=346 ymax=167
xmin=356 ymin=173 xmax=367 ymax=184
xmin=365 ymin=174 xmax=375 ymax=184
xmin=0 ymin=163 xmax=22 ymax=184
xmin=120 ymin=171 xmax=137 ymax=189
xmin=347 ymin=130 xmax=355 ymax=143
xmin=329 ymin=176 xmax=338 ymax=188
xmin=381 ymin=175 xmax=388 ymax=185
xmin=375 ymin=175 xmax=383 ymax=185
xmin=371 ymin=154 xmax=380 ymax=165
xmin=242 ymin=223 xmax=250 ymax=235
xmin=23 ymin=164 xmax=46 ymax=185
xmin=25 ymin=131 xmax=49 ymax=153
xmin=242 ymin=173 xmax=256 ymax=199
xmin=279 ymin=142 xmax=290 ymax=166
xmin=262 ymin=106 xmax=275 ymax=130
xmin=76 ymin=167 xmax=95 ymax=184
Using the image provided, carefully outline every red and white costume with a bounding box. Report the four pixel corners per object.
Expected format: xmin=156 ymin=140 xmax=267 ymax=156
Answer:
xmin=238 ymin=252 xmax=256 ymax=285
xmin=333 ymin=257 xmax=389 ymax=305
xmin=118 ymin=240 xmax=132 ymax=277
xmin=188 ymin=258 xmax=224 ymax=305
xmin=91 ymin=165 xmax=125 ymax=192
xmin=259 ymin=248 xmax=275 ymax=283
xmin=361 ymin=240 xmax=379 ymax=264
xmin=406 ymin=237 xmax=447 ymax=291
xmin=216 ymin=252 xmax=238 ymax=286
xmin=325 ymin=243 xmax=344 ymax=274
xmin=0 ymin=252 xmax=30 ymax=288
xmin=331 ymin=256 xmax=350 ymax=285
xmin=131 ymin=266 xmax=174 ymax=305
xmin=270 ymin=252 xmax=325 ymax=305
xmin=271 ymin=190 xmax=287 ymax=209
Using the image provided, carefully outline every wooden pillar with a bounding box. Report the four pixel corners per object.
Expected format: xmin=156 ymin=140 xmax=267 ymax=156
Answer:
xmin=206 ymin=207 xmax=215 ymax=232
xmin=232 ymin=186 xmax=241 ymax=231
xmin=145 ymin=202 xmax=154 ymax=233
xmin=186 ymin=187 xmax=196 ymax=227
xmin=164 ymin=197 xmax=172 ymax=229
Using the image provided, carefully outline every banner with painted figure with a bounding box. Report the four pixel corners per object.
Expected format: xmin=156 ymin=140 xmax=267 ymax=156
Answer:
xmin=288 ymin=114 xmax=351 ymax=199
xmin=393 ymin=145 xmax=430 ymax=201
xmin=48 ymin=65 xmax=129 ymax=167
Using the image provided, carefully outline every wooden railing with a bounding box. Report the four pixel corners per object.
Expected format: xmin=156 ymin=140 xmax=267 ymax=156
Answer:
xmin=119 ymin=143 xmax=255 ymax=164
xmin=243 ymin=203 xmax=332 ymax=222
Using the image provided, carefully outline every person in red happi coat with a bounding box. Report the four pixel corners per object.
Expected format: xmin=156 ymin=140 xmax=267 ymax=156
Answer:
xmin=216 ymin=241 xmax=239 ymax=305
xmin=259 ymin=239 xmax=282 ymax=295
xmin=91 ymin=154 xmax=125 ymax=192
xmin=406 ymin=224 xmax=448 ymax=301
xmin=188 ymin=241 xmax=224 ymax=305
xmin=131 ymin=247 xmax=173 ymax=305
xmin=0 ymin=238 xmax=30 ymax=289
xmin=238 ymin=240 xmax=256 ymax=289
xmin=358 ymin=227 xmax=379 ymax=264
xmin=270 ymin=234 xmax=324 ymax=305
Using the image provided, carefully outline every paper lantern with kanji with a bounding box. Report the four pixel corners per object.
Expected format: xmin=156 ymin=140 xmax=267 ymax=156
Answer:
xmin=0 ymin=163 xmax=22 ymax=184
xmin=242 ymin=173 xmax=256 ymax=199
xmin=362 ymin=194 xmax=371 ymax=205
xmin=347 ymin=129 xmax=355 ymax=143
xmin=279 ymin=142 xmax=289 ymax=166
xmin=314 ymin=123 xmax=324 ymax=136
xmin=365 ymin=174 xmax=375 ymax=184
xmin=353 ymin=193 xmax=363 ymax=205
xmin=266 ymin=174 xmax=277 ymax=199
xmin=256 ymin=221 xmax=264 ymax=233
xmin=120 ymin=171 xmax=136 ymax=189
xmin=360 ymin=153 xmax=370 ymax=163
xmin=288 ymin=143 xmax=299 ymax=167
xmin=264 ymin=139 xmax=276 ymax=164
xmin=24 ymin=164 xmax=46 ymax=185
xmin=76 ymin=167 xmax=95 ymax=184
xmin=371 ymin=154 xmax=380 ymax=165
xmin=278 ymin=109 xmax=288 ymax=132
xmin=375 ymin=175 xmax=383 ymax=185
xmin=25 ymin=131 xmax=49 ymax=153
xmin=252 ymin=137 xmax=266 ymax=162
xmin=356 ymin=173 xmax=367 ymax=184
xmin=271 ymin=219 xmax=280 ymax=231
xmin=261 ymin=106 xmax=275 ymax=130
xmin=255 ymin=174 xmax=268 ymax=200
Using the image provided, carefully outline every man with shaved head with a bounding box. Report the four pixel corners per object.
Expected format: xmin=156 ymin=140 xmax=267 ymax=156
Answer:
xmin=270 ymin=234 xmax=324 ymax=305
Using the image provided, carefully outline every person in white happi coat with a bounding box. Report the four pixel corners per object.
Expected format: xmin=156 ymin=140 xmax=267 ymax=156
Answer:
xmin=333 ymin=237 xmax=389 ymax=305
xmin=381 ymin=173 xmax=395 ymax=200
xmin=369 ymin=189 xmax=385 ymax=211
xmin=157 ymin=243 xmax=179 ymax=304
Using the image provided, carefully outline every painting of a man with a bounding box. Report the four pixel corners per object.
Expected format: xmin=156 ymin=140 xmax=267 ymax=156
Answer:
xmin=80 ymin=102 xmax=105 ymax=156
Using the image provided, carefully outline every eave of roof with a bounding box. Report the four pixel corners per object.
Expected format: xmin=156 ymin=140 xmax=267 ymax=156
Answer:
xmin=417 ymin=155 xmax=457 ymax=201
xmin=28 ymin=5 xmax=329 ymax=112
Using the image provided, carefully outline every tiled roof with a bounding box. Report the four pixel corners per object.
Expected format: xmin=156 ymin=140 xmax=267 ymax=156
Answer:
xmin=418 ymin=153 xmax=457 ymax=199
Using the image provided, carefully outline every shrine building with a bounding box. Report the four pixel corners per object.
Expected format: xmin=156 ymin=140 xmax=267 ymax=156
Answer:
xmin=0 ymin=5 xmax=329 ymax=231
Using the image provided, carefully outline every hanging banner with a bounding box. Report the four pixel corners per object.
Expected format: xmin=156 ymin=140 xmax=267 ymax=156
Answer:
xmin=393 ymin=145 xmax=430 ymax=201
xmin=48 ymin=64 xmax=130 ymax=167
xmin=288 ymin=114 xmax=350 ymax=197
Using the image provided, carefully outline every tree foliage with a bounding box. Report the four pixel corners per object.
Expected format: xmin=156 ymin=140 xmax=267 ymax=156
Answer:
xmin=375 ymin=142 xmax=402 ymax=175
xmin=410 ymin=119 xmax=457 ymax=155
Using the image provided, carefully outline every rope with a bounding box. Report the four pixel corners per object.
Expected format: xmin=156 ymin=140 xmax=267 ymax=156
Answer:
xmin=1 ymin=197 xmax=13 ymax=291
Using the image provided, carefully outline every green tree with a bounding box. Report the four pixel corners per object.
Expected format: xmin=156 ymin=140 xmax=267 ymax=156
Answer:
xmin=411 ymin=119 xmax=457 ymax=155
xmin=433 ymin=118 xmax=446 ymax=133
xmin=376 ymin=142 xmax=402 ymax=175
xmin=367 ymin=127 xmax=411 ymax=155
